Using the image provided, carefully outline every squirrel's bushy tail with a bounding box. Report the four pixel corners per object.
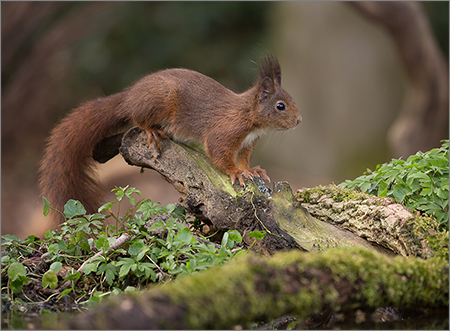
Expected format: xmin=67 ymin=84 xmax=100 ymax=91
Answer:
xmin=39 ymin=93 xmax=129 ymax=222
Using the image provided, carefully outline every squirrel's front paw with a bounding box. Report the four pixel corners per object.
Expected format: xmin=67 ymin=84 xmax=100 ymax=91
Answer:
xmin=229 ymin=166 xmax=270 ymax=187
xmin=230 ymin=171 xmax=246 ymax=187
xmin=244 ymin=165 xmax=270 ymax=182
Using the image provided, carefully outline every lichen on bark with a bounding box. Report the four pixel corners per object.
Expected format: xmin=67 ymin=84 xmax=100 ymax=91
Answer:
xmin=296 ymin=185 xmax=449 ymax=259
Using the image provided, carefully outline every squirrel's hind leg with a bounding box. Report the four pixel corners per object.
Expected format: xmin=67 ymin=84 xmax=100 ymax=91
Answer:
xmin=145 ymin=128 xmax=169 ymax=149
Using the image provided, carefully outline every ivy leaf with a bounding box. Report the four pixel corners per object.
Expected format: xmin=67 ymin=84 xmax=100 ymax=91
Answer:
xmin=49 ymin=261 xmax=62 ymax=273
xmin=7 ymin=262 xmax=26 ymax=281
xmin=64 ymin=200 xmax=87 ymax=219
xmin=42 ymin=270 xmax=58 ymax=289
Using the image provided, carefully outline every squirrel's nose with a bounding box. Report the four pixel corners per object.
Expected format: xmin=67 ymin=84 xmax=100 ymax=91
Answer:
xmin=296 ymin=115 xmax=302 ymax=125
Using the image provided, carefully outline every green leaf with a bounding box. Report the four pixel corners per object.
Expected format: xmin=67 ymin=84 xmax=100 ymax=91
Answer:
xmin=406 ymin=171 xmax=430 ymax=185
xmin=64 ymin=200 xmax=87 ymax=219
xmin=95 ymin=237 xmax=110 ymax=252
xmin=97 ymin=263 xmax=117 ymax=285
xmin=42 ymin=270 xmax=58 ymax=289
xmin=420 ymin=187 xmax=433 ymax=196
xmin=113 ymin=186 xmax=128 ymax=201
xmin=63 ymin=270 xmax=81 ymax=282
xmin=228 ymin=230 xmax=242 ymax=243
xmin=248 ymin=231 xmax=266 ymax=241
xmin=358 ymin=181 xmax=371 ymax=193
xmin=49 ymin=262 xmax=62 ymax=273
xmin=83 ymin=260 xmax=101 ymax=275
xmin=137 ymin=200 xmax=164 ymax=220
xmin=392 ymin=183 xmax=412 ymax=203
xmin=60 ymin=288 xmax=72 ymax=298
xmin=117 ymin=258 xmax=136 ymax=278
xmin=377 ymin=180 xmax=388 ymax=197
xmin=1 ymin=234 xmax=20 ymax=247
xmin=7 ymin=262 xmax=27 ymax=281
xmin=124 ymin=286 xmax=136 ymax=293
xmin=43 ymin=196 xmax=51 ymax=216
xmin=128 ymin=241 xmax=149 ymax=261
xmin=165 ymin=203 xmax=176 ymax=214
xmin=221 ymin=231 xmax=229 ymax=248
xmin=124 ymin=187 xmax=141 ymax=206
xmin=98 ymin=202 xmax=116 ymax=213
xmin=137 ymin=263 xmax=156 ymax=281
xmin=10 ymin=278 xmax=25 ymax=293
xmin=174 ymin=228 xmax=193 ymax=245
xmin=171 ymin=205 xmax=186 ymax=221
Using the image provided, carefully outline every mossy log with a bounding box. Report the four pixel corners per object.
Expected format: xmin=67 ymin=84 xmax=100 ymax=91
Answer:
xmin=117 ymin=127 xmax=445 ymax=257
xmin=296 ymin=186 xmax=449 ymax=259
xmin=64 ymin=247 xmax=448 ymax=329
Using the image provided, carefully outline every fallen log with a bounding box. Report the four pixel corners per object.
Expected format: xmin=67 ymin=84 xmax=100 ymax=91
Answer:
xmin=64 ymin=247 xmax=449 ymax=329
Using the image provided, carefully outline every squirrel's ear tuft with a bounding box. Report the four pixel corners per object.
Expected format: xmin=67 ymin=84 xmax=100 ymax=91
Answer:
xmin=259 ymin=55 xmax=281 ymax=86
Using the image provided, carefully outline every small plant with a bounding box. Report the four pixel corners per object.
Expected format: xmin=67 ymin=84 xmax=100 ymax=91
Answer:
xmin=340 ymin=140 xmax=449 ymax=230
xmin=1 ymin=186 xmax=265 ymax=311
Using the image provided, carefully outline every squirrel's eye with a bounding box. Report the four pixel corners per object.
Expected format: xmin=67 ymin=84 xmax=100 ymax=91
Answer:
xmin=276 ymin=102 xmax=286 ymax=111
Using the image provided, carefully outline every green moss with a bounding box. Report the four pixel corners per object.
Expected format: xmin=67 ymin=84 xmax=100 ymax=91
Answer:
xmin=156 ymin=247 xmax=449 ymax=329
xmin=180 ymin=143 xmax=239 ymax=197
xmin=412 ymin=212 xmax=449 ymax=260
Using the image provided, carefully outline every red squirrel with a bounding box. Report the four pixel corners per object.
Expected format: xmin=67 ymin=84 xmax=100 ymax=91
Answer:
xmin=39 ymin=55 xmax=301 ymax=221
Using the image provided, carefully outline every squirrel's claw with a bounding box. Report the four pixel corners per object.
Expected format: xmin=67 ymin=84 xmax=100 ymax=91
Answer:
xmin=230 ymin=172 xmax=246 ymax=187
xmin=242 ymin=169 xmax=254 ymax=180
xmin=145 ymin=129 xmax=169 ymax=150
xmin=247 ymin=165 xmax=270 ymax=182
xmin=230 ymin=166 xmax=270 ymax=188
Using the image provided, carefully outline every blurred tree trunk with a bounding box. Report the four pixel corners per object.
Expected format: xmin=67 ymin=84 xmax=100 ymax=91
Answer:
xmin=350 ymin=1 xmax=449 ymax=157
xmin=1 ymin=2 xmax=120 ymax=236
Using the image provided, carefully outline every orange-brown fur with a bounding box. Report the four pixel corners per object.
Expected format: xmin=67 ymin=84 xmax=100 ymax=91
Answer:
xmin=39 ymin=55 xmax=301 ymax=222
